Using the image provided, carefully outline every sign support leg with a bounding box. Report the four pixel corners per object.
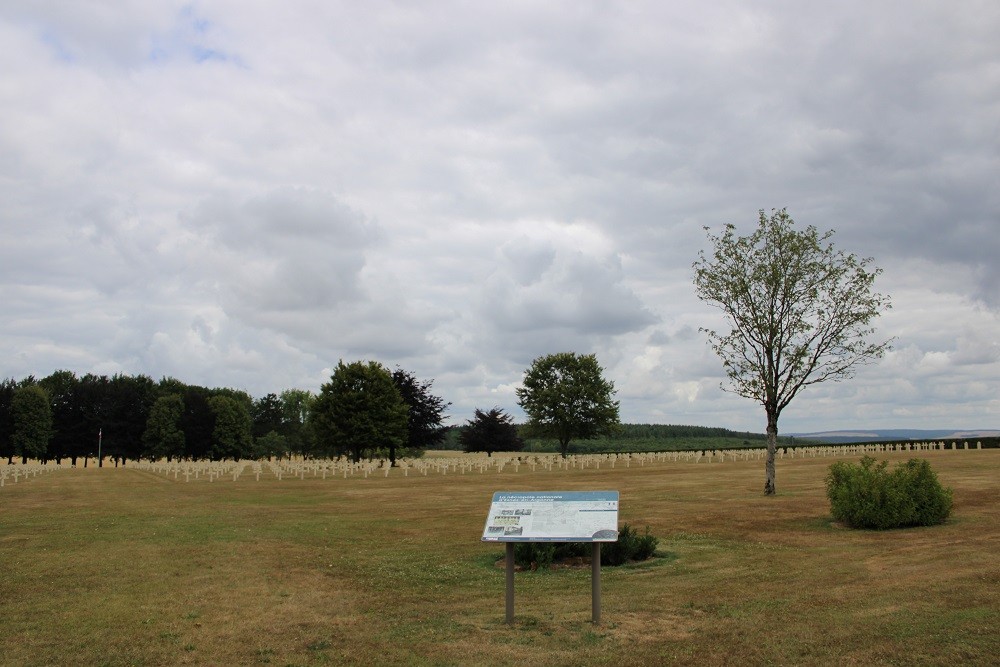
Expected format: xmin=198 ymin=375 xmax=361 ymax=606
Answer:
xmin=592 ymin=543 xmax=601 ymax=624
xmin=505 ymin=542 xmax=515 ymax=623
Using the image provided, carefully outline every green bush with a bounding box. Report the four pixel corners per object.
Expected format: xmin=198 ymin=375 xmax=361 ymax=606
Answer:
xmin=601 ymin=523 xmax=659 ymax=565
xmin=513 ymin=542 xmax=556 ymax=569
xmin=826 ymin=457 xmax=953 ymax=529
xmin=513 ymin=524 xmax=659 ymax=569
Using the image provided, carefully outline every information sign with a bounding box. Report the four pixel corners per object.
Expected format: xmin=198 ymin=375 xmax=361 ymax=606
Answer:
xmin=481 ymin=490 xmax=619 ymax=542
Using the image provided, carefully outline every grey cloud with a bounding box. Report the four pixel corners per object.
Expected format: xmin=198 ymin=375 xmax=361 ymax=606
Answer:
xmin=482 ymin=245 xmax=658 ymax=337
xmin=1 ymin=2 xmax=998 ymax=430
xmin=192 ymin=188 xmax=376 ymax=313
xmin=500 ymin=237 xmax=557 ymax=285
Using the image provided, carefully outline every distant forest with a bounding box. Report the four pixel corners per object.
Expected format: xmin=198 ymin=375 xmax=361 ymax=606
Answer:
xmin=607 ymin=423 xmax=773 ymax=440
xmin=440 ymin=422 xmax=804 ymax=454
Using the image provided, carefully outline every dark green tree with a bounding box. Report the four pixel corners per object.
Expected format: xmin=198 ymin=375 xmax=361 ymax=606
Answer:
xmin=252 ymin=393 xmax=284 ymax=439
xmin=391 ymin=368 xmax=450 ymax=463
xmin=178 ymin=384 xmax=214 ymax=460
xmin=252 ymin=393 xmax=286 ymax=459
xmin=143 ymin=394 xmax=186 ymax=461
xmin=516 ymin=352 xmax=620 ymax=458
xmin=39 ymin=370 xmax=82 ymax=464
xmin=76 ymin=374 xmax=112 ymax=466
xmin=459 ymin=407 xmax=523 ymax=457
xmin=0 ymin=378 xmax=16 ymax=464
xmin=255 ymin=430 xmax=287 ymax=460
xmin=311 ymin=360 xmax=408 ymax=462
xmin=12 ymin=384 xmax=53 ymax=464
xmin=104 ymin=373 xmax=157 ymax=465
xmin=694 ymin=208 xmax=892 ymax=495
xmin=279 ymin=389 xmax=314 ymax=458
xmin=208 ymin=395 xmax=254 ymax=461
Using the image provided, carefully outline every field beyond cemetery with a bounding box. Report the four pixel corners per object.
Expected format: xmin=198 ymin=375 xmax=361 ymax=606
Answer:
xmin=2 ymin=449 xmax=998 ymax=666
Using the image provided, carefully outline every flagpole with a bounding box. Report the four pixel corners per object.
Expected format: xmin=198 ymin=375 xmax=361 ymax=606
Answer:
xmin=98 ymin=429 xmax=102 ymax=468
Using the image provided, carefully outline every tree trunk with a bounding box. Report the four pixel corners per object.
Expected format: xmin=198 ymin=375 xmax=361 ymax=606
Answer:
xmin=559 ymin=438 xmax=570 ymax=459
xmin=764 ymin=410 xmax=778 ymax=496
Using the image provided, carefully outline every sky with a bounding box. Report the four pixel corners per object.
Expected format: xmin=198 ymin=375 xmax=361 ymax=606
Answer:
xmin=2 ymin=1 xmax=998 ymax=434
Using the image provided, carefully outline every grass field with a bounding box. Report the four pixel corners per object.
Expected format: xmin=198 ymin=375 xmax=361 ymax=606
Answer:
xmin=2 ymin=450 xmax=998 ymax=666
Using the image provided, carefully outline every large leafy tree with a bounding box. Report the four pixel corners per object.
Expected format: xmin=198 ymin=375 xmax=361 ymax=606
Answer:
xmin=459 ymin=407 xmax=523 ymax=457
xmin=311 ymin=360 xmax=408 ymax=462
xmin=516 ymin=352 xmax=620 ymax=458
xmin=391 ymin=368 xmax=450 ymax=463
xmin=143 ymin=394 xmax=186 ymax=461
xmin=693 ymin=208 xmax=892 ymax=495
xmin=208 ymin=394 xmax=253 ymax=461
xmin=12 ymin=384 xmax=53 ymax=464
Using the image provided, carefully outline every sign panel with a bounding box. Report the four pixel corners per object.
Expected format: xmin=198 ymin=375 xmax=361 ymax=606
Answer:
xmin=481 ymin=491 xmax=619 ymax=542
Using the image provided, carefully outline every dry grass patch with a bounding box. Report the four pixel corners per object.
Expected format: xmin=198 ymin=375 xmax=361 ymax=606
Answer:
xmin=1 ymin=450 xmax=997 ymax=665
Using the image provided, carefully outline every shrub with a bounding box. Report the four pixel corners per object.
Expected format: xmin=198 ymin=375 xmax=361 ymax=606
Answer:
xmin=630 ymin=525 xmax=660 ymax=561
xmin=601 ymin=523 xmax=659 ymax=565
xmin=826 ymin=456 xmax=953 ymax=529
xmin=513 ymin=524 xmax=660 ymax=569
xmin=513 ymin=542 xmax=556 ymax=569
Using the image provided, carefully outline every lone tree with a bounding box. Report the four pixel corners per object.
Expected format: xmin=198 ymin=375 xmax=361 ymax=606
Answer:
xmin=693 ymin=208 xmax=892 ymax=495
xmin=311 ymin=360 xmax=408 ymax=462
xmin=460 ymin=407 xmax=524 ymax=457
xmin=516 ymin=352 xmax=620 ymax=458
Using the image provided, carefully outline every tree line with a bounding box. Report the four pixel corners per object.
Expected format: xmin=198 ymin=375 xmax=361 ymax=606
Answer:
xmin=0 ymin=365 xmax=450 ymax=466
xmin=0 ymin=352 xmax=622 ymax=465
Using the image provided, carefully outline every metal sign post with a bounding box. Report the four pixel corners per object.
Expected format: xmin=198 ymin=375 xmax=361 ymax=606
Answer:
xmin=483 ymin=491 xmax=619 ymax=625
xmin=592 ymin=543 xmax=601 ymax=624
xmin=505 ymin=543 xmax=515 ymax=623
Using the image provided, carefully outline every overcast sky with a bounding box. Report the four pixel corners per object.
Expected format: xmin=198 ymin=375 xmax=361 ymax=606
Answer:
xmin=2 ymin=1 xmax=998 ymax=433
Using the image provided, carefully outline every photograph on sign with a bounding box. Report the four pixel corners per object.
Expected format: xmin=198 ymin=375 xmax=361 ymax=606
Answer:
xmin=481 ymin=491 xmax=619 ymax=542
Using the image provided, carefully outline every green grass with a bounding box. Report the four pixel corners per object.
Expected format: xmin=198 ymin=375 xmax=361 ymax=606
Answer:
xmin=1 ymin=450 xmax=998 ymax=665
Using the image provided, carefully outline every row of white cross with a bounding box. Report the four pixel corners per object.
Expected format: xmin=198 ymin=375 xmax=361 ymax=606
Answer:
xmin=123 ymin=440 xmax=985 ymax=483
xmin=0 ymin=441 xmax=983 ymax=488
xmin=0 ymin=463 xmax=63 ymax=487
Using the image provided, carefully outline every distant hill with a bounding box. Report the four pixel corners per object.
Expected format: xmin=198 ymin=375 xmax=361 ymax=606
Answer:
xmin=788 ymin=429 xmax=1000 ymax=444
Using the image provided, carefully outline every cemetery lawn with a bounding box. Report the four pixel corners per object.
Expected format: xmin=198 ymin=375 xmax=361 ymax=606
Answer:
xmin=1 ymin=450 xmax=998 ymax=666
